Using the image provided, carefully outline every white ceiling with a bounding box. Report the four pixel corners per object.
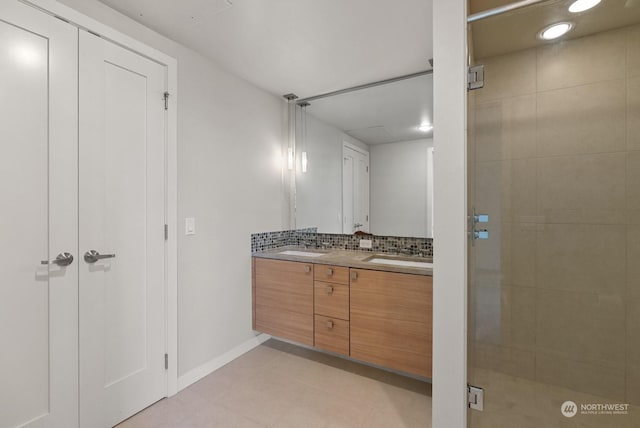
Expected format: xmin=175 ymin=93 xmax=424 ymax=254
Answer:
xmin=304 ymin=73 xmax=433 ymax=145
xmin=97 ymin=0 xmax=433 ymax=98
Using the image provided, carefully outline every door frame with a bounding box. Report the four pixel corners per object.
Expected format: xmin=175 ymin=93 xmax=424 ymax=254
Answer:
xmin=432 ymin=1 xmax=468 ymax=428
xmin=24 ymin=0 xmax=179 ymax=397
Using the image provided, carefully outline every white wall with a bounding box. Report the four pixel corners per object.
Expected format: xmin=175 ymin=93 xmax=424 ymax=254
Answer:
xmin=370 ymin=139 xmax=433 ymax=238
xmin=432 ymin=0 xmax=468 ymax=427
xmin=295 ymin=111 xmax=368 ymax=233
xmin=56 ymin=0 xmax=290 ymax=379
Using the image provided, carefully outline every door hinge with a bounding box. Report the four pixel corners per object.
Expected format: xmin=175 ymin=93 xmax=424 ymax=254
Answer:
xmin=164 ymin=92 xmax=170 ymax=110
xmin=164 ymin=224 xmax=168 ymax=240
xmin=165 ymin=353 xmax=169 ymax=370
xmin=468 ymin=65 xmax=484 ymax=90
xmin=468 ymin=385 xmax=484 ymax=411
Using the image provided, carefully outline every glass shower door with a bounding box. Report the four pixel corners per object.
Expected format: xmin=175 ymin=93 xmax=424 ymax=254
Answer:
xmin=468 ymin=0 xmax=640 ymax=426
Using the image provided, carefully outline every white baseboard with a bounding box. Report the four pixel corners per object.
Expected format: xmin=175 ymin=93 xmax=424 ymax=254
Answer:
xmin=177 ymin=333 xmax=271 ymax=391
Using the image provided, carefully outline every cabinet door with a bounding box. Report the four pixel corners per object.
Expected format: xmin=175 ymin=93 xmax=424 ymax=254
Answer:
xmin=350 ymin=269 xmax=432 ymax=378
xmin=254 ymin=258 xmax=314 ymax=346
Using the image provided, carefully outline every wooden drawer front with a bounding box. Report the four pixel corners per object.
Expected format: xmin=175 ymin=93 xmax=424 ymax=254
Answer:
xmin=256 ymin=304 xmax=314 ymax=346
xmin=314 ymin=315 xmax=349 ymax=356
xmin=314 ymin=264 xmax=349 ymax=285
xmin=255 ymin=258 xmax=313 ymax=315
xmin=314 ymin=281 xmax=349 ymax=320
xmin=350 ymin=269 xmax=432 ymax=378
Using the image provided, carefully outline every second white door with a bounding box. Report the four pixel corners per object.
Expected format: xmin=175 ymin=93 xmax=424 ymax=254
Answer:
xmin=342 ymin=144 xmax=370 ymax=234
xmin=79 ymin=31 xmax=167 ymax=427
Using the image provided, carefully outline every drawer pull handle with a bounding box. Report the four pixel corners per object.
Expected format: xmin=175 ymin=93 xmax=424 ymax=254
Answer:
xmin=351 ymin=270 xmax=358 ymax=281
xmin=327 ymin=320 xmax=334 ymax=329
xmin=326 ymin=286 xmax=334 ymax=295
xmin=327 ymin=268 xmax=333 ymax=276
xmin=304 ymin=265 xmax=311 ymax=273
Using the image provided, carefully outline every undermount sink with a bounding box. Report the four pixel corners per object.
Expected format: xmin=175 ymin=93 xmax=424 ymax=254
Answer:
xmin=364 ymin=255 xmax=433 ymax=269
xmin=278 ymin=250 xmax=327 ymax=257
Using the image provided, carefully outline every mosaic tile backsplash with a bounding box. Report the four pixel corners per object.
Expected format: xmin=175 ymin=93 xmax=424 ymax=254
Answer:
xmin=251 ymin=229 xmax=433 ymax=257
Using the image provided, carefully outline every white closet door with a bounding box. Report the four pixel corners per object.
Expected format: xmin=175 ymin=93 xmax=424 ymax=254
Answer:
xmin=0 ymin=2 xmax=78 ymax=428
xmin=342 ymin=154 xmax=354 ymax=234
xmin=355 ymin=153 xmax=370 ymax=233
xmin=342 ymin=145 xmax=370 ymax=234
xmin=79 ymin=30 xmax=167 ymax=427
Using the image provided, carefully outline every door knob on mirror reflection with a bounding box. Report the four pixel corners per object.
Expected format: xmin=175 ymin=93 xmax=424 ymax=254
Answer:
xmin=84 ymin=250 xmax=116 ymax=263
xmin=41 ymin=252 xmax=74 ymax=266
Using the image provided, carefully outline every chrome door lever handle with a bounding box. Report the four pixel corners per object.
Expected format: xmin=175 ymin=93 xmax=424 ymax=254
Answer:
xmin=41 ymin=252 xmax=74 ymax=266
xmin=84 ymin=250 xmax=116 ymax=263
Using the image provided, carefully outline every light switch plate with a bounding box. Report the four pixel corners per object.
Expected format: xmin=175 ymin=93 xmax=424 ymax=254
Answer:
xmin=185 ymin=218 xmax=195 ymax=235
xmin=359 ymin=239 xmax=372 ymax=249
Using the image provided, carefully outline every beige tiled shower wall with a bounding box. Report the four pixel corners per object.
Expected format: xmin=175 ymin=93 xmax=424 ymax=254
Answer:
xmin=472 ymin=24 xmax=640 ymax=405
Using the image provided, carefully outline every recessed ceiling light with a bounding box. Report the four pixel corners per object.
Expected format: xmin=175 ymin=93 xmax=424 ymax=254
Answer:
xmin=418 ymin=123 xmax=433 ymax=132
xmin=569 ymin=0 xmax=601 ymax=13
xmin=539 ymin=22 xmax=573 ymax=40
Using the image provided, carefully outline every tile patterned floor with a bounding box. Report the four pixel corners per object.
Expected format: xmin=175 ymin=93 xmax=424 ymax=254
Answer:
xmin=468 ymin=368 xmax=640 ymax=428
xmin=116 ymin=339 xmax=432 ymax=428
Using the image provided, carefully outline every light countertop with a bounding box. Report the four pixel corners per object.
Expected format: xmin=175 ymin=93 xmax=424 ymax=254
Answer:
xmin=252 ymin=246 xmax=432 ymax=276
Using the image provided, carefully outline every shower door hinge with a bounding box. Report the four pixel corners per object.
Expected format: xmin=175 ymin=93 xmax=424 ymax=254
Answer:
xmin=468 ymin=65 xmax=485 ymax=90
xmin=165 ymin=353 xmax=169 ymax=370
xmin=164 ymin=92 xmax=170 ymax=110
xmin=164 ymin=224 xmax=168 ymax=240
xmin=468 ymin=385 xmax=484 ymax=411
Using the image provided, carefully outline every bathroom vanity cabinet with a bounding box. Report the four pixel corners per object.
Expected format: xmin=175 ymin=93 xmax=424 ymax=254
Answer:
xmin=252 ymin=256 xmax=432 ymax=378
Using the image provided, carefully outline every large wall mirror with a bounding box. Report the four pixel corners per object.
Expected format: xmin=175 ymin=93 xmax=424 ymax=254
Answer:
xmin=294 ymin=73 xmax=433 ymax=238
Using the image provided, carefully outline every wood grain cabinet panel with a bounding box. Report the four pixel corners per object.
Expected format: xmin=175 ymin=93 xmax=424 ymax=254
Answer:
xmin=254 ymin=258 xmax=314 ymax=346
xmin=314 ymin=281 xmax=349 ymax=320
xmin=314 ymin=315 xmax=349 ymax=356
xmin=350 ymin=269 xmax=432 ymax=378
xmin=314 ymin=264 xmax=349 ymax=284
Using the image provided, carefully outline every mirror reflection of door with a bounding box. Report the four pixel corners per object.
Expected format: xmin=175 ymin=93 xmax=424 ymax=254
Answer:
xmin=294 ymin=73 xmax=433 ymax=239
xmin=342 ymin=143 xmax=370 ymax=234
